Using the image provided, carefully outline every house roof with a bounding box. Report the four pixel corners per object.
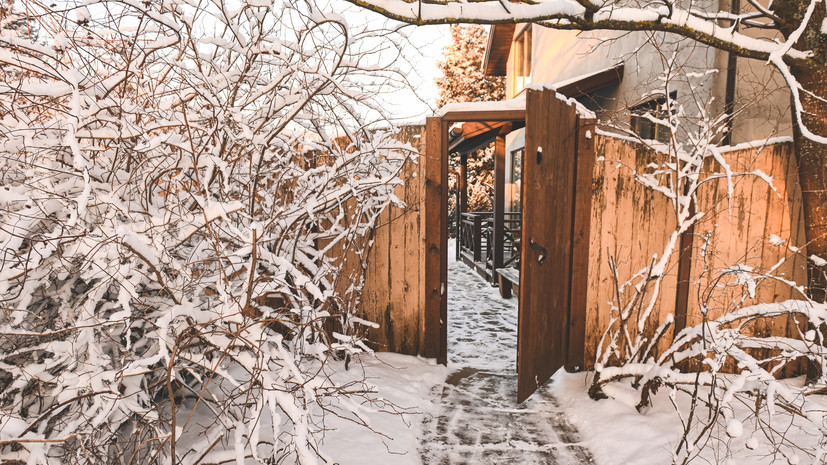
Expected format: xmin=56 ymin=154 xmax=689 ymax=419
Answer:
xmin=482 ymin=24 xmax=515 ymax=77
xmin=553 ymin=63 xmax=625 ymax=99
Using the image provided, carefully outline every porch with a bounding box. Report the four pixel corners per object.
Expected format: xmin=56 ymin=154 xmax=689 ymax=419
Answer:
xmin=449 ymin=116 xmax=524 ymax=296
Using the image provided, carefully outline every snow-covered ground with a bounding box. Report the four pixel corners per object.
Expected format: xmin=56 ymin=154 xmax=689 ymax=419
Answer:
xmin=554 ymin=370 xmax=822 ymax=465
xmin=445 ymin=242 xmax=519 ymax=373
xmin=554 ymin=372 xmax=686 ymax=465
xmin=321 ymin=353 xmax=450 ymax=464
xmin=323 ymin=240 xmax=821 ymax=465
xmin=420 ymin=241 xmax=592 ymax=464
xmin=322 ymin=241 xmax=592 ymax=464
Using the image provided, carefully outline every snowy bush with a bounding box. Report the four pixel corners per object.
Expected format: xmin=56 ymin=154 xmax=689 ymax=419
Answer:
xmin=0 ymin=0 xmax=415 ymax=462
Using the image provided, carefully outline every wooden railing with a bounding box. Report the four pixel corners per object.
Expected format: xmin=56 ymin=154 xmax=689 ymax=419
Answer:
xmin=502 ymin=213 xmax=522 ymax=268
xmin=459 ymin=211 xmax=521 ymax=282
xmin=460 ymin=212 xmax=491 ymax=262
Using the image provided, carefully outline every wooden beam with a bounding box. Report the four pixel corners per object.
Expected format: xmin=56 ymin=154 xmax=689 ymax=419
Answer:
xmin=449 ymin=120 xmax=523 ymax=155
xmin=452 ymin=121 xmax=500 ymax=140
xmin=723 ymin=0 xmax=740 ymax=146
xmin=458 ymin=153 xmax=468 ymax=261
xmin=483 ymin=23 xmax=516 ymax=77
xmin=566 ymin=115 xmax=596 ymax=372
xmin=440 ymin=119 xmax=449 ymax=366
xmin=440 ymin=109 xmax=526 ymax=123
xmin=673 ymin=208 xmax=695 ymax=336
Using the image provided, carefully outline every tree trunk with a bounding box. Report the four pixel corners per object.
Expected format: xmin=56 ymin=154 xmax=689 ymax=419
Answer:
xmin=791 ymin=64 xmax=827 ymax=304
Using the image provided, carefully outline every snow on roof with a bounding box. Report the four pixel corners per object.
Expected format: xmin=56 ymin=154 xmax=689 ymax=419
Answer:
xmin=435 ymin=98 xmax=526 ymax=116
xmin=524 ymin=84 xmax=596 ymax=119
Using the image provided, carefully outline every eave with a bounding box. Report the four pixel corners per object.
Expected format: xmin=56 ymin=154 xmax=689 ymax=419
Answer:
xmin=555 ymin=63 xmax=625 ymax=99
xmin=482 ymin=24 xmax=515 ymax=77
xmin=448 ymin=120 xmax=526 ymax=155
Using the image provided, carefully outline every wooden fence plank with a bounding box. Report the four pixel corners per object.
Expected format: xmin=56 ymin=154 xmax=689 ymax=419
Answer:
xmin=586 ymin=136 xmax=622 ymax=368
xmin=567 ymin=116 xmax=596 ymax=371
xmin=424 ymin=117 xmax=446 ymax=362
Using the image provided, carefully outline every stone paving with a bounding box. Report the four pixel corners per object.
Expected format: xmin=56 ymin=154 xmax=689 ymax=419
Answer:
xmin=419 ymin=246 xmax=594 ymax=464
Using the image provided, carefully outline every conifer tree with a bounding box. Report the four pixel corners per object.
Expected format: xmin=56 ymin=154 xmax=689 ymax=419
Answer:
xmin=437 ymin=25 xmax=505 ymax=218
xmin=436 ymin=24 xmax=504 ymax=107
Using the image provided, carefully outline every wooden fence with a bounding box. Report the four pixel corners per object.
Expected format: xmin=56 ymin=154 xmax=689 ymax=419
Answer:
xmin=583 ymin=137 xmax=806 ymax=369
xmin=344 ymin=123 xmax=806 ymax=370
xmin=340 ymin=124 xmax=427 ymax=355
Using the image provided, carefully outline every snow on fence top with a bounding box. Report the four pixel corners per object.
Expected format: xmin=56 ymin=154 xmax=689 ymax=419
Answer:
xmin=435 ymin=98 xmax=525 ymax=116
xmin=435 ymin=94 xmax=595 ymax=119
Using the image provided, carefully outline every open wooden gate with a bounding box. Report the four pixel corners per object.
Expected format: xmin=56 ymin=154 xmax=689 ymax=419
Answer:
xmin=517 ymin=89 xmax=595 ymax=403
xmin=422 ymin=94 xmax=593 ymax=403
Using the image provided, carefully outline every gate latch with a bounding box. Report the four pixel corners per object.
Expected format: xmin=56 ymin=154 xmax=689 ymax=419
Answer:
xmin=529 ymin=239 xmax=548 ymax=265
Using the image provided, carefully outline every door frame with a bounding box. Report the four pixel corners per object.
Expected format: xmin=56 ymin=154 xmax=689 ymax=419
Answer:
xmin=424 ymin=107 xmax=525 ymax=364
xmin=423 ymin=94 xmax=594 ymax=402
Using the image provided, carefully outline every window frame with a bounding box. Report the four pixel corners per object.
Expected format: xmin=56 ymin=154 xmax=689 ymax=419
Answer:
xmin=512 ymin=25 xmax=532 ymax=95
xmin=629 ymin=92 xmax=676 ymax=143
xmin=506 ymin=147 xmax=523 ymax=213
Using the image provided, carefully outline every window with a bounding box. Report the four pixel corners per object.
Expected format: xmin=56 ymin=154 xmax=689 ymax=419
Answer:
xmin=629 ymin=93 xmax=675 ymax=143
xmin=513 ymin=26 xmax=532 ymax=94
xmin=506 ymin=148 xmax=523 ymax=213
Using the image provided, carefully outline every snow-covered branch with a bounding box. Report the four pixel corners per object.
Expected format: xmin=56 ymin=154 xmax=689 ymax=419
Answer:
xmin=345 ymin=0 xmax=808 ymax=62
xmin=0 ymin=0 xmax=418 ymax=462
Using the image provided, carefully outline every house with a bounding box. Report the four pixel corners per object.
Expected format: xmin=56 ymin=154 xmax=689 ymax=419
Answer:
xmin=450 ymin=23 xmax=794 ymax=294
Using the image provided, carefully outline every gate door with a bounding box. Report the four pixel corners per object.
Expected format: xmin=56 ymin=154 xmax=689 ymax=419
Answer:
xmin=517 ymin=89 xmax=589 ymax=402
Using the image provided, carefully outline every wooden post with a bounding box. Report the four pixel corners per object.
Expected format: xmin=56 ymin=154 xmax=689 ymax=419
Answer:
xmin=458 ymin=153 xmax=468 ymax=261
xmin=473 ymin=215 xmax=483 ymax=262
xmin=566 ymin=115 xmax=596 ymax=372
xmin=440 ymin=120 xmax=449 ymax=366
xmin=673 ymin=197 xmax=696 ymax=335
xmin=493 ymin=134 xmax=506 ymax=283
xmin=424 ymin=117 xmax=447 ymax=364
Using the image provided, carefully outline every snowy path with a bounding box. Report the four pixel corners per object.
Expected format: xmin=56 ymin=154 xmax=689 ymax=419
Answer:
xmin=418 ymin=243 xmax=594 ymax=464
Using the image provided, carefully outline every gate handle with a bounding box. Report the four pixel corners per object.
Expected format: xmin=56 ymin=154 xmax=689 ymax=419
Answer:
xmin=529 ymin=239 xmax=547 ymax=265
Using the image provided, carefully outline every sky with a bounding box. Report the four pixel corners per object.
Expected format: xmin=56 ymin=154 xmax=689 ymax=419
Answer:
xmin=360 ymin=17 xmax=452 ymax=122
xmin=40 ymin=0 xmax=451 ymax=123
xmin=390 ymin=24 xmax=452 ymax=121
xmin=330 ymin=0 xmax=453 ymax=121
